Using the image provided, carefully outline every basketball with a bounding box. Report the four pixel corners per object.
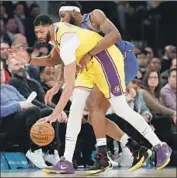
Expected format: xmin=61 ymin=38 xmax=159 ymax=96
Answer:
xmin=30 ymin=122 xmax=55 ymax=146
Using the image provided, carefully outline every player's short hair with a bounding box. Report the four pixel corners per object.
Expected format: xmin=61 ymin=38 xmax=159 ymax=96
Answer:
xmin=58 ymin=1 xmax=82 ymax=12
xmin=33 ymin=14 xmax=53 ymax=26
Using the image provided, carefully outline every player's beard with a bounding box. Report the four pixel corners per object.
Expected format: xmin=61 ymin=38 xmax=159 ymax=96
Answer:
xmin=69 ymin=14 xmax=76 ymax=25
xmin=46 ymin=31 xmax=51 ymax=43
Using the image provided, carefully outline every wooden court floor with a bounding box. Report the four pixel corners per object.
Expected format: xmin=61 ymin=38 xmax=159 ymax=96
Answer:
xmin=1 ymin=168 xmax=176 ymax=177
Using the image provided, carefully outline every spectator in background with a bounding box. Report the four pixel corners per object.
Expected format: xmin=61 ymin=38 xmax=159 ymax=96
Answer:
xmin=0 ymin=43 xmax=11 ymax=83
xmin=0 ymin=19 xmax=11 ymax=45
xmin=142 ymin=69 xmax=177 ymax=155
xmin=0 ymin=60 xmax=60 ymax=169
xmin=0 ymin=42 xmax=10 ymax=60
xmin=8 ymin=58 xmax=54 ymax=109
xmin=11 ymin=33 xmax=28 ymax=48
xmin=14 ymin=2 xmax=27 ymax=35
xmin=26 ymin=3 xmax=40 ymax=46
xmin=161 ymin=58 xmax=176 ymax=85
xmin=31 ymin=42 xmax=51 ymax=57
xmin=147 ymin=57 xmax=161 ymax=72
xmin=161 ymin=45 xmax=176 ymax=73
xmin=132 ymin=47 xmax=141 ymax=55
xmin=6 ymin=18 xmax=19 ymax=44
xmin=126 ymin=80 xmax=152 ymax=122
xmin=30 ymin=3 xmax=40 ymax=18
xmin=161 ymin=68 xmax=176 ymax=111
xmin=136 ymin=51 xmax=148 ymax=79
xmin=144 ymin=47 xmax=154 ymax=60
xmin=142 ymin=69 xmax=176 ymax=120
xmin=0 ymin=5 xmax=9 ymax=23
xmin=39 ymin=66 xmax=71 ymax=111
xmin=26 ymin=43 xmax=51 ymax=81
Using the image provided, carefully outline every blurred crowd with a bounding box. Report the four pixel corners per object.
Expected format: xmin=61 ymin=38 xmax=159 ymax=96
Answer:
xmin=0 ymin=1 xmax=176 ymax=169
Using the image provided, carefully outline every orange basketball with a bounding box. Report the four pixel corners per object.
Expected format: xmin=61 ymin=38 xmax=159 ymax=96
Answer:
xmin=30 ymin=122 xmax=55 ymax=146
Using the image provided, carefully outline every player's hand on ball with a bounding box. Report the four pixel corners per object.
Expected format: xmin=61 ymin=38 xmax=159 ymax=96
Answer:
xmin=38 ymin=115 xmax=57 ymax=124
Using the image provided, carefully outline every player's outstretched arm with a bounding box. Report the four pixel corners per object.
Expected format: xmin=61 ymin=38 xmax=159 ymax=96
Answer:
xmin=8 ymin=47 xmax=61 ymax=67
xmin=30 ymin=47 xmax=61 ymax=66
xmin=88 ymin=9 xmax=121 ymax=56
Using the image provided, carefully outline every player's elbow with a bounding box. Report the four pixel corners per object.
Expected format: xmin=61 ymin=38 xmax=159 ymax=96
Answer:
xmin=112 ymin=30 xmax=121 ymax=42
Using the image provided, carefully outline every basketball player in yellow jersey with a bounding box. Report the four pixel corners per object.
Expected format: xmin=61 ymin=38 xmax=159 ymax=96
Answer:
xmin=10 ymin=14 xmax=171 ymax=174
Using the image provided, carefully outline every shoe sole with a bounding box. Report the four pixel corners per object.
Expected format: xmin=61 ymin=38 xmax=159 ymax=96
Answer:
xmin=128 ymin=149 xmax=153 ymax=172
xmin=156 ymin=158 xmax=170 ymax=170
xmin=86 ymin=165 xmax=113 ymax=176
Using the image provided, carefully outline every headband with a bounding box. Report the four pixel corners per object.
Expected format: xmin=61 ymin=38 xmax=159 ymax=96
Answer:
xmin=59 ymin=6 xmax=81 ymax=13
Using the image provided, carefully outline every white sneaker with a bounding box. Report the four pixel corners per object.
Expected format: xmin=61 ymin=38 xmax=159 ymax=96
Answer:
xmin=44 ymin=150 xmax=60 ymax=165
xmin=26 ymin=149 xmax=47 ymax=169
xmin=119 ymin=144 xmax=133 ymax=167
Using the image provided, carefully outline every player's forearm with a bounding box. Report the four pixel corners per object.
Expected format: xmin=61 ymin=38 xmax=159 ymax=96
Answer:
xmin=52 ymin=85 xmax=74 ymax=115
xmin=29 ymin=55 xmax=57 ymax=66
xmin=89 ymin=32 xmax=120 ymax=56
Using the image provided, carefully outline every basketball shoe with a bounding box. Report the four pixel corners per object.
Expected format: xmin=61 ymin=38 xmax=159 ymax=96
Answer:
xmin=44 ymin=150 xmax=60 ymax=166
xmin=154 ymin=143 xmax=172 ymax=170
xmin=26 ymin=149 xmax=47 ymax=169
xmin=43 ymin=156 xmax=75 ymax=174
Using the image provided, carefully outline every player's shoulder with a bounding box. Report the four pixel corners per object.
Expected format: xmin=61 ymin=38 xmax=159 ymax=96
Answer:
xmin=90 ymin=9 xmax=106 ymax=23
xmin=91 ymin=9 xmax=106 ymax=17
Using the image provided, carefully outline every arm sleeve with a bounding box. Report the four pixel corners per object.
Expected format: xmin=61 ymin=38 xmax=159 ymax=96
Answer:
xmin=60 ymin=33 xmax=80 ymax=65
xmin=1 ymin=103 xmax=21 ymax=118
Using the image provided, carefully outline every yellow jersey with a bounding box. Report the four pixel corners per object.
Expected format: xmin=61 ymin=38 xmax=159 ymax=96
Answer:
xmin=54 ymin=22 xmax=125 ymax=98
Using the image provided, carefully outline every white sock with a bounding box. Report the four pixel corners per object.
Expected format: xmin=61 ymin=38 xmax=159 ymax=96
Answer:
xmin=96 ymin=138 xmax=107 ymax=147
xmin=120 ymin=133 xmax=129 ymax=147
xmin=64 ymin=89 xmax=90 ymax=162
xmin=109 ymin=95 xmax=162 ymax=147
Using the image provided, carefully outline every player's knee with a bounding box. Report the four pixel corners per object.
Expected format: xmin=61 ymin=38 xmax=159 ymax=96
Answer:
xmin=86 ymin=97 xmax=99 ymax=113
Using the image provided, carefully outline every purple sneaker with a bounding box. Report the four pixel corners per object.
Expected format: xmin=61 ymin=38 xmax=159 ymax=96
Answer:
xmin=43 ymin=157 xmax=75 ymax=174
xmin=154 ymin=143 xmax=172 ymax=170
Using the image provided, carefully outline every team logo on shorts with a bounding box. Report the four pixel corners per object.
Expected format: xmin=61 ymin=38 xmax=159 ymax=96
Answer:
xmin=113 ymin=85 xmax=120 ymax=93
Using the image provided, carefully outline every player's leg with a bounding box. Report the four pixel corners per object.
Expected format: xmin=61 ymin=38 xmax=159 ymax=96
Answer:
xmin=94 ymin=49 xmax=171 ymax=170
xmin=109 ymin=94 xmax=172 ymax=170
xmin=87 ymin=87 xmax=152 ymax=172
xmin=43 ymin=88 xmax=90 ymax=174
xmin=86 ymin=87 xmax=112 ymax=174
